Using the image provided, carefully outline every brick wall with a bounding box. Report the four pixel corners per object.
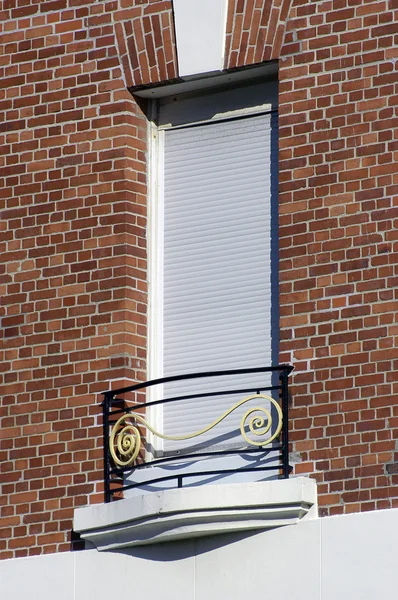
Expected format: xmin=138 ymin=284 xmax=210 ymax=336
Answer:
xmin=278 ymin=0 xmax=398 ymax=515
xmin=1 ymin=0 xmax=397 ymax=558
xmin=0 ymin=0 xmax=155 ymax=558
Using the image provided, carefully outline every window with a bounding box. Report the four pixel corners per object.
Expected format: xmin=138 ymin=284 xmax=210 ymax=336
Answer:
xmin=148 ymin=77 xmax=279 ymax=462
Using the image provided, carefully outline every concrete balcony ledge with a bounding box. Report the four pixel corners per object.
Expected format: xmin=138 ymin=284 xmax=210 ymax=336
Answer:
xmin=73 ymin=477 xmax=317 ymax=550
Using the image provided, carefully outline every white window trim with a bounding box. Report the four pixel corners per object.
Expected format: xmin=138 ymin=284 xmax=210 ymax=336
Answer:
xmin=147 ymin=110 xmax=164 ymax=454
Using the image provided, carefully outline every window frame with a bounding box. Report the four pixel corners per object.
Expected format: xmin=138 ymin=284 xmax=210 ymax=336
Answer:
xmin=146 ymin=79 xmax=278 ymax=457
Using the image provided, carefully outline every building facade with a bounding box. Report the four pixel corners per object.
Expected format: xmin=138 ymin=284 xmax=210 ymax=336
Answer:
xmin=1 ymin=0 xmax=398 ymax=562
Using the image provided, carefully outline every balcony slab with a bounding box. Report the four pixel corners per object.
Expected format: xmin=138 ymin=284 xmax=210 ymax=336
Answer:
xmin=73 ymin=477 xmax=317 ymax=550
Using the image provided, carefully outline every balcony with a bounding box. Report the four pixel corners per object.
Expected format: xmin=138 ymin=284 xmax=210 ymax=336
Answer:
xmin=74 ymin=365 xmax=317 ymax=549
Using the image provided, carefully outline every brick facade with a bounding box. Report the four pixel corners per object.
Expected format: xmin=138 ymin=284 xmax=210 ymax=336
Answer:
xmin=0 ymin=0 xmax=149 ymax=558
xmin=278 ymin=0 xmax=398 ymax=516
xmin=1 ymin=0 xmax=397 ymax=558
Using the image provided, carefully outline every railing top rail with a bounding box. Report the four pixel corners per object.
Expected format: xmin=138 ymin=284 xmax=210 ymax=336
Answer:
xmin=108 ymin=384 xmax=281 ymax=413
xmin=102 ymin=364 xmax=294 ymax=397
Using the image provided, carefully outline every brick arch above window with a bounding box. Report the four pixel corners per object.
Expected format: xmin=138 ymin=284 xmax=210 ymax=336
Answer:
xmin=114 ymin=1 xmax=178 ymax=89
xmin=112 ymin=0 xmax=295 ymax=90
xmin=224 ymin=0 xmax=295 ymax=69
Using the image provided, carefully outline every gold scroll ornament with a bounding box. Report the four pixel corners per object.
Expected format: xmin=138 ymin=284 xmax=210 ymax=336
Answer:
xmin=109 ymin=393 xmax=283 ymax=467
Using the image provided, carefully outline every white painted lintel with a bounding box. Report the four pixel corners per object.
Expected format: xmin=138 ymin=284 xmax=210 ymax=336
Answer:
xmin=173 ymin=0 xmax=229 ymax=77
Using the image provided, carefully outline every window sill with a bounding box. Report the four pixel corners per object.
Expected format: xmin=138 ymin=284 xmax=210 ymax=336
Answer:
xmin=73 ymin=477 xmax=317 ymax=550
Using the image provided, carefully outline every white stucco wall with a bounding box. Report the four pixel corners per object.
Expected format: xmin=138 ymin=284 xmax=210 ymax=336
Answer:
xmin=1 ymin=508 xmax=397 ymax=600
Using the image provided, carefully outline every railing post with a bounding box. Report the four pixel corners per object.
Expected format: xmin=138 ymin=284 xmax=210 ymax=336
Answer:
xmin=280 ymin=368 xmax=290 ymax=479
xmin=102 ymin=392 xmax=112 ymax=503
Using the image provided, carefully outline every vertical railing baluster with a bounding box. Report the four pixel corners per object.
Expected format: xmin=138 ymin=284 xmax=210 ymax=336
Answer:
xmin=280 ymin=368 xmax=290 ymax=479
xmin=102 ymin=391 xmax=112 ymax=503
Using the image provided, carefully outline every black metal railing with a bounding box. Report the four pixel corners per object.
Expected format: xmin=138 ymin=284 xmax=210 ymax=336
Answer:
xmin=102 ymin=365 xmax=293 ymax=503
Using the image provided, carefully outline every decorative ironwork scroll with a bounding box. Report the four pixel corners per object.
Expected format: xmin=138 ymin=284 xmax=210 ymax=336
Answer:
xmin=109 ymin=393 xmax=283 ymax=468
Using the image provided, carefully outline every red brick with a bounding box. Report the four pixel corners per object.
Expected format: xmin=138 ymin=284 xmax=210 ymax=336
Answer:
xmin=1 ymin=0 xmax=398 ymax=557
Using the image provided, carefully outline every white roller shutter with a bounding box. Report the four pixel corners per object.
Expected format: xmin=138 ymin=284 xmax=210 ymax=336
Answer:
xmin=160 ymin=111 xmax=278 ymax=453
